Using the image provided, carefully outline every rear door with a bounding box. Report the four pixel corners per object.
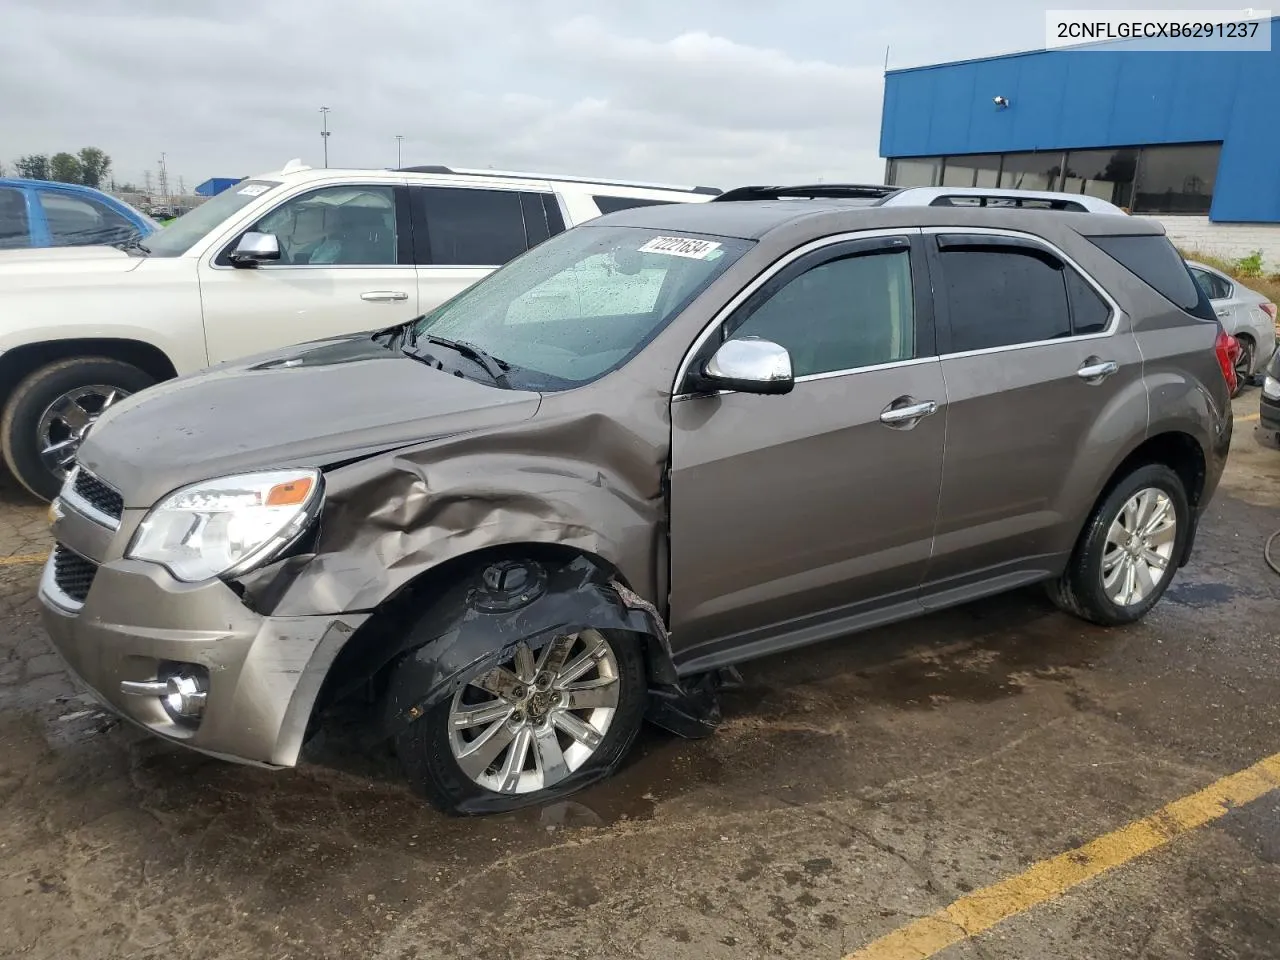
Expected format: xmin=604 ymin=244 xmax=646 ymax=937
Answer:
xmin=668 ymin=233 xmax=947 ymax=667
xmin=198 ymin=182 xmax=418 ymax=363
xmin=921 ymin=229 xmax=1143 ymax=603
xmin=411 ymin=186 xmax=565 ymax=313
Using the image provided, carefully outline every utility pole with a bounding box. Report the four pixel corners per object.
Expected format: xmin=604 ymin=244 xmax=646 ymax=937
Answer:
xmin=157 ymin=152 xmax=169 ymax=204
xmin=395 ymin=135 xmax=404 ymax=168
xmin=320 ymin=106 xmax=331 ymax=167
xmin=143 ymin=170 xmax=153 ymax=194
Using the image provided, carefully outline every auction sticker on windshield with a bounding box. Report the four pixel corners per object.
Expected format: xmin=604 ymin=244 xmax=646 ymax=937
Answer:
xmin=638 ymin=236 xmax=723 ymax=259
xmin=237 ymin=184 xmax=272 ymax=197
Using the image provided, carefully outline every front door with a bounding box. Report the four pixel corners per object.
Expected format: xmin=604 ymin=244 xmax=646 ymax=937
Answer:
xmin=668 ymin=234 xmax=947 ymax=669
xmin=198 ymin=182 xmax=419 ymax=364
xmin=920 ymin=230 xmax=1144 ymax=601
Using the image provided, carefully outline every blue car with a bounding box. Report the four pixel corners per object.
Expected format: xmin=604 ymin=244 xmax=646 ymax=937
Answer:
xmin=0 ymin=178 xmax=158 ymax=250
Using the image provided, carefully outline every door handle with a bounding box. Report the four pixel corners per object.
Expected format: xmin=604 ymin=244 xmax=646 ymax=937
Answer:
xmin=879 ymin=398 xmax=938 ymax=427
xmin=1077 ymin=359 xmax=1119 ymax=382
xmin=361 ymin=290 xmax=409 ymax=302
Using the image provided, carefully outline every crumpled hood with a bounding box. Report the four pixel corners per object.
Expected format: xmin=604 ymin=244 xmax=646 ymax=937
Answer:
xmin=76 ymin=334 xmax=542 ymax=507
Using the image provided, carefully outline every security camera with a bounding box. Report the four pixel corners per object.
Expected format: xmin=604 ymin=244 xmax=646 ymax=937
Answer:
xmin=993 ymin=95 xmax=1010 ymax=108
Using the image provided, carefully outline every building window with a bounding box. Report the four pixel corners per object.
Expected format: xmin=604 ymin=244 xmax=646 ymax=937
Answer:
xmin=1060 ymin=148 xmax=1138 ymax=208
xmin=941 ymin=154 xmax=1001 ymax=187
xmin=1132 ymin=143 xmax=1220 ymax=215
xmin=998 ymin=152 xmax=1065 ymax=191
xmin=886 ymin=157 xmax=942 ymax=187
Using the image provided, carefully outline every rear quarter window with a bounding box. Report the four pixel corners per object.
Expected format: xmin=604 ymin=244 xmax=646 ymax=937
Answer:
xmin=1087 ymin=234 xmax=1215 ymax=321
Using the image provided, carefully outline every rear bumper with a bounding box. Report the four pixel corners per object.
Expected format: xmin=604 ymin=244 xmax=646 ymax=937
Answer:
xmin=39 ymin=554 xmax=367 ymax=767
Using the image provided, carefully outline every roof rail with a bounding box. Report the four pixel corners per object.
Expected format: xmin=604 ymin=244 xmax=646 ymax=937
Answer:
xmin=712 ymin=184 xmax=901 ymax=203
xmin=397 ymin=164 xmax=722 ymax=196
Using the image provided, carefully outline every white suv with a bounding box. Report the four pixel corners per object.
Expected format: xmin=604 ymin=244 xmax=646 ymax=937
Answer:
xmin=0 ymin=161 xmax=719 ymax=499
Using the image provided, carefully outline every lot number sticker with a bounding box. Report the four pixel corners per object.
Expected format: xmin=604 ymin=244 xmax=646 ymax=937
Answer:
xmin=638 ymin=236 xmax=723 ymax=260
xmin=237 ymin=184 xmax=272 ymax=197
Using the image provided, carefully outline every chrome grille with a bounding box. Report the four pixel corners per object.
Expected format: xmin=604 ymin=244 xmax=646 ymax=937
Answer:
xmin=52 ymin=544 xmax=98 ymax=604
xmin=71 ymin=468 xmax=124 ymax=522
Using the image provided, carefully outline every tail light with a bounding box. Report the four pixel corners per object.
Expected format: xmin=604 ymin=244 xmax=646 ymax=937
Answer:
xmin=1261 ymin=302 xmax=1277 ymax=326
xmin=1214 ymin=327 xmax=1239 ymax=395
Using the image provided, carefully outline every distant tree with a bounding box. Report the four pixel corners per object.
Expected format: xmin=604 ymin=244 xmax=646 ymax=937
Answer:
xmin=77 ymin=147 xmax=110 ymax=188
xmin=14 ymin=154 xmax=50 ymax=180
xmin=117 ymin=182 xmax=139 ymax=193
xmin=49 ymin=152 xmax=83 ymax=184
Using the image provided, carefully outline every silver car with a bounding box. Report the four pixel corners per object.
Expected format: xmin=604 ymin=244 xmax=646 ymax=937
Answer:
xmin=1188 ymin=260 xmax=1278 ymax=381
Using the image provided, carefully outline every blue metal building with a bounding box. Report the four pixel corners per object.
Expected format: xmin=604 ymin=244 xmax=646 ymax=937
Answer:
xmin=879 ymin=18 xmax=1280 ymax=222
xmin=195 ymin=177 xmax=245 ymax=197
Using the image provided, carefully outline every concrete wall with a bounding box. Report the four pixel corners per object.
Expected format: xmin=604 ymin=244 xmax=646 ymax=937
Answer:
xmin=1153 ymin=217 xmax=1280 ymax=271
xmin=880 ymin=21 xmax=1280 ymax=223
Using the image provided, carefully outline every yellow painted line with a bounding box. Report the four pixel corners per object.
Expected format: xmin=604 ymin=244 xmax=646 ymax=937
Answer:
xmin=1237 ymin=412 xmax=1260 ymax=423
xmin=0 ymin=552 xmax=48 ymax=567
xmin=847 ymin=751 xmax=1280 ymax=960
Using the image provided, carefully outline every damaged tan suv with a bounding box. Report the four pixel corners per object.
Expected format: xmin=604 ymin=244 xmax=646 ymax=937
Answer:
xmin=40 ymin=185 xmax=1234 ymax=813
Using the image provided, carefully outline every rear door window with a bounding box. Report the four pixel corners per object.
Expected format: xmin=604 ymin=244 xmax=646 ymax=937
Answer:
xmin=38 ymin=191 xmax=137 ymax=246
xmin=1190 ymin=267 xmax=1231 ymax=301
xmin=0 ymin=187 xmax=29 ymax=249
xmin=935 ymin=241 xmax=1072 ymax=351
xmin=415 ymin=186 xmax=530 ymax=266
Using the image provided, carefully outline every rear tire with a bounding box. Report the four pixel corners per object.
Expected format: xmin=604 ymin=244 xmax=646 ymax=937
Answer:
xmin=394 ymin=628 xmax=647 ymax=815
xmin=1047 ymin=464 xmax=1189 ymax=626
xmin=1 ymin=357 xmax=154 ymax=501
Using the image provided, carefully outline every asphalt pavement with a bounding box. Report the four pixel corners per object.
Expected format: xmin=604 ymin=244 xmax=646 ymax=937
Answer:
xmin=1 ymin=390 xmax=1277 ymax=960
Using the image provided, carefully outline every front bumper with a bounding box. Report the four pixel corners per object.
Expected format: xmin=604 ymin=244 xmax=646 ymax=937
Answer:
xmin=39 ymin=553 xmax=367 ymax=767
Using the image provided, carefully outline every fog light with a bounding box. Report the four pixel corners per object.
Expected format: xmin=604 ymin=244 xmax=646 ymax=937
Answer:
xmin=164 ymin=675 xmax=207 ymax=718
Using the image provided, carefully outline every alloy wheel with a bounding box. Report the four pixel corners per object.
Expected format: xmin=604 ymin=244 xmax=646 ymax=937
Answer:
xmin=36 ymin=385 xmax=130 ymax=479
xmin=447 ymin=629 xmax=620 ymax=795
xmin=1101 ymin=487 xmax=1177 ymax=606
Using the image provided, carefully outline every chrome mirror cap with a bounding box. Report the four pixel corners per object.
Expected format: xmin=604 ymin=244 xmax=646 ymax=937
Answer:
xmin=230 ymin=231 xmax=281 ymax=265
xmin=701 ymin=337 xmax=795 ymax=395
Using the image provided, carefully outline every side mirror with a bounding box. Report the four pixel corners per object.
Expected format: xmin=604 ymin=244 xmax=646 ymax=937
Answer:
xmin=229 ymin=231 xmax=281 ymax=267
xmin=691 ymin=337 xmax=794 ymax=395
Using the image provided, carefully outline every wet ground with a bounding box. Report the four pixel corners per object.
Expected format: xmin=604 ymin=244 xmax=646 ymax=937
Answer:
xmin=2 ymin=390 xmax=1278 ymax=960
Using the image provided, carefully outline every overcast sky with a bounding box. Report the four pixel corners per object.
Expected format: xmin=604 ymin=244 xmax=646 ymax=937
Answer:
xmin=0 ymin=0 xmax=1242 ymax=191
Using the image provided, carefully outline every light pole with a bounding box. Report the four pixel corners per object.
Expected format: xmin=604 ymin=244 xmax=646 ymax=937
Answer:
xmin=319 ymin=106 xmax=331 ymax=167
xmin=395 ymin=135 xmax=404 ymax=168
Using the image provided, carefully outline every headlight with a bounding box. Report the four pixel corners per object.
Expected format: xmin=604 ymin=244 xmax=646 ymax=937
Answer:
xmin=1264 ymin=375 xmax=1280 ymax=400
xmin=128 ymin=469 xmax=321 ymax=582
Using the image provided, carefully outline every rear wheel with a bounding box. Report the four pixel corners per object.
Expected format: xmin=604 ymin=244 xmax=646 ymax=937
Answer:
xmin=1048 ymin=464 xmax=1189 ymax=626
xmin=394 ymin=628 xmax=647 ymax=814
xmin=1 ymin=358 xmax=154 ymax=501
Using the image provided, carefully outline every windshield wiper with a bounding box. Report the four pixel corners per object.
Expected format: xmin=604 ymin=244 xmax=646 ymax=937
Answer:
xmin=113 ymin=237 xmax=151 ymax=255
xmin=404 ymin=333 xmax=511 ymax=387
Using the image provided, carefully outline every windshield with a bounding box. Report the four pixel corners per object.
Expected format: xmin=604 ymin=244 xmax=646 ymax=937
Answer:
xmin=142 ymin=180 xmax=281 ymax=257
xmin=410 ymin=225 xmax=752 ymax=390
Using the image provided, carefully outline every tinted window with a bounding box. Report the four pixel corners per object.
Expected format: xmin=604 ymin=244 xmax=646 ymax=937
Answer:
xmin=252 ymin=185 xmax=397 ymax=265
xmin=1065 ymin=269 xmax=1111 ymax=334
xmin=520 ymin=192 xmax=551 ymax=247
xmin=39 ymin=191 xmax=136 ymax=246
xmin=1087 ymin=234 xmax=1213 ymax=319
xmin=1133 ymin=143 xmax=1219 ymax=215
xmin=941 ymin=154 xmax=1000 ymax=188
xmin=593 ymin=195 xmax=674 ymax=215
xmin=998 ymin=151 xmax=1065 ymax=191
xmin=0 ymin=187 xmax=29 ymax=249
xmin=938 ymin=246 xmax=1071 ymax=351
xmin=887 ymin=157 xmax=942 ymax=187
xmin=1061 ymin=148 xmax=1138 ymax=209
xmin=727 ymin=249 xmax=915 ymax=376
xmin=419 ymin=187 xmax=528 ymax=266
